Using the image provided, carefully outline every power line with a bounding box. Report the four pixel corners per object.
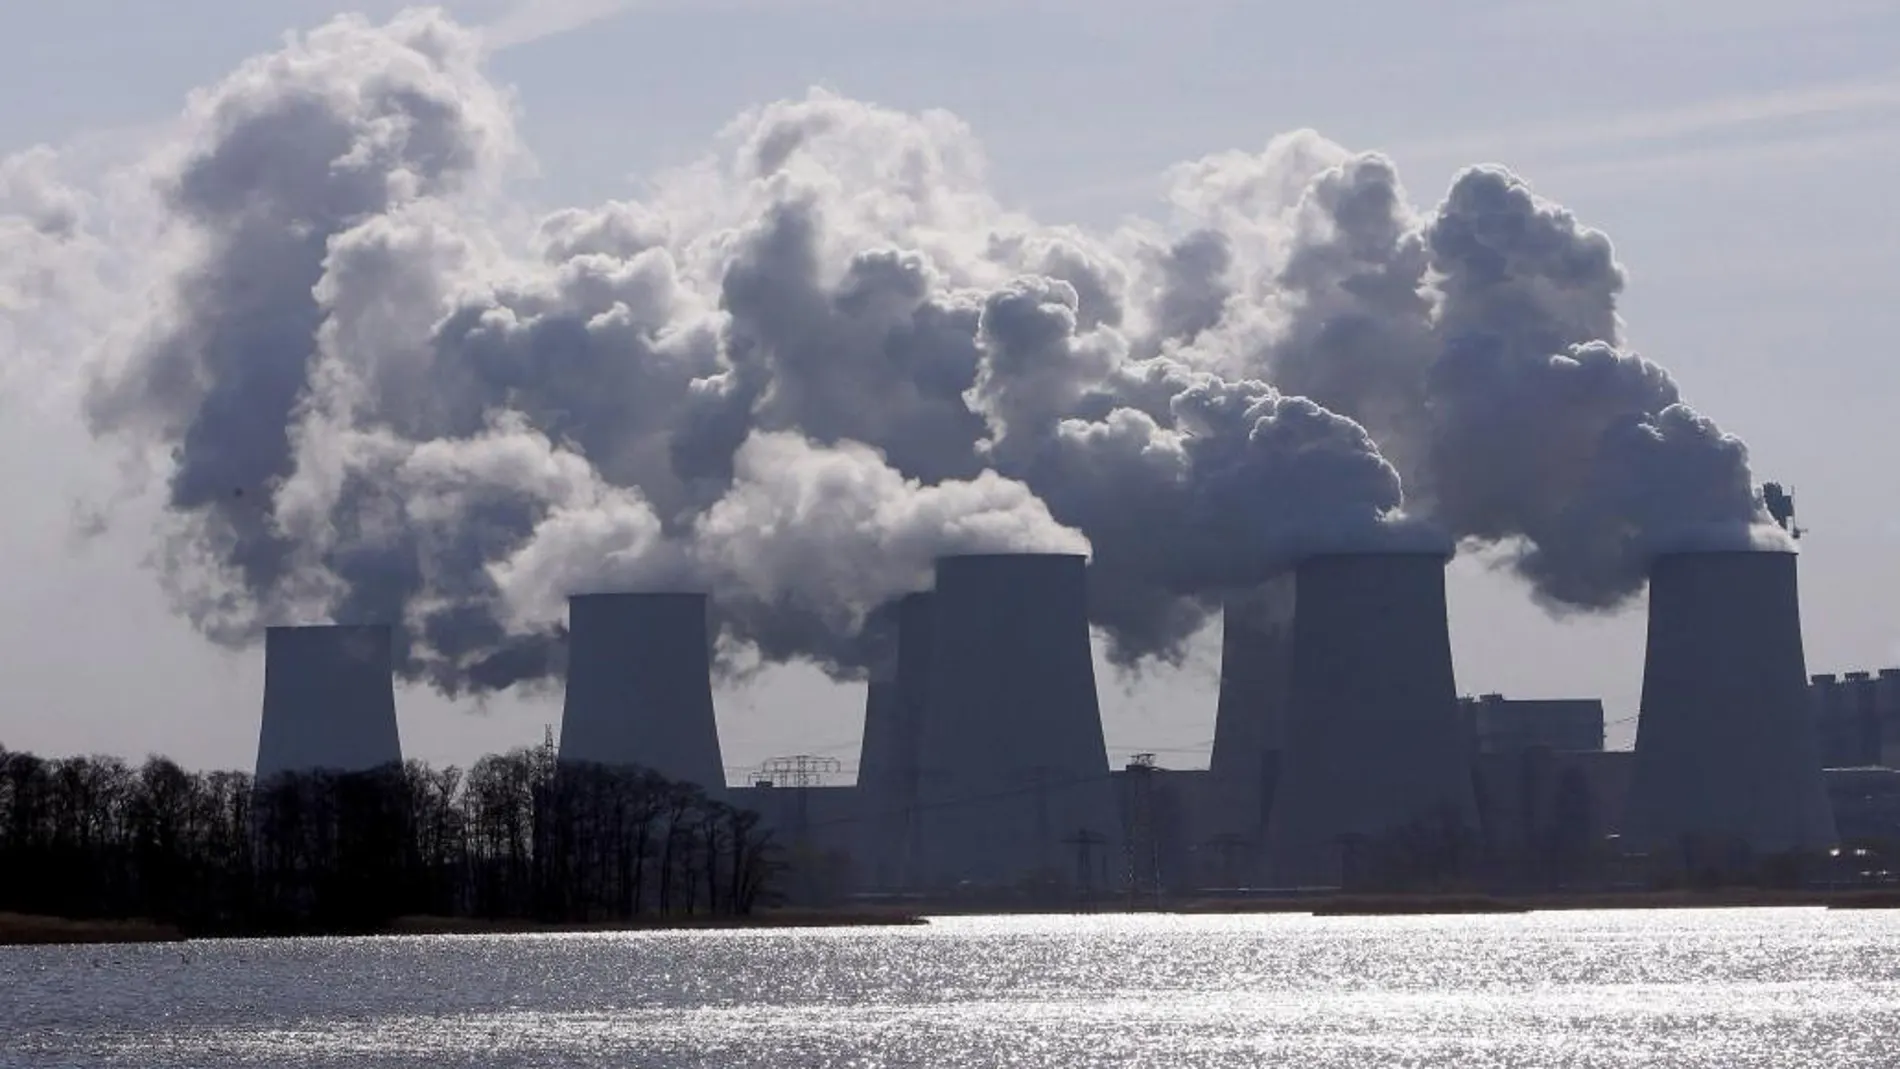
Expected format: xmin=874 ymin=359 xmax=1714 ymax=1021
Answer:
xmin=799 ymin=767 xmax=1123 ymax=833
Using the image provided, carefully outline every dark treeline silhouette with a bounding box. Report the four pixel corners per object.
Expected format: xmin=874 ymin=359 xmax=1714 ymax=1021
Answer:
xmin=0 ymin=737 xmax=777 ymax=935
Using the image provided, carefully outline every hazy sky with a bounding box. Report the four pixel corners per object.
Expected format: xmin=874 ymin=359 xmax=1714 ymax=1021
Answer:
xmin=1 ymin=0 xmax=1896 ymax=783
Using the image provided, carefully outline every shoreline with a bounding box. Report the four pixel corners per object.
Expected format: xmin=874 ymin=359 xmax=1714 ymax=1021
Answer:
xmin=0 ymin=909 xmax=926 ymax=947
xmin=1183 ymin=887 xmax=1900 ymax=916
xmin=9 ymin=890 xmax=1900 ymax=946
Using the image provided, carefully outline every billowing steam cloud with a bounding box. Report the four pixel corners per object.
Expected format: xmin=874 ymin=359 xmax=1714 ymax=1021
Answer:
xmin=4 ymin=9 xmax=1784 ymax=692
xmin=1165 ymin=142 xmax=1787 ymax=610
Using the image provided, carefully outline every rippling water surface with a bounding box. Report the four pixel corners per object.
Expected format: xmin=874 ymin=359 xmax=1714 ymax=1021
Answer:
xmin=5 ymin=908 xmax=1899 ymax=1067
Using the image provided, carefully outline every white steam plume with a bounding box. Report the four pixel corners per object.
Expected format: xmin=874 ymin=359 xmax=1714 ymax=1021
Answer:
xmin=2 ymin=9 xmax=1783 ymax=691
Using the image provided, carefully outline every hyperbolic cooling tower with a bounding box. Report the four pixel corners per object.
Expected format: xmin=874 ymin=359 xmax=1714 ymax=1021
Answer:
xmin=1264 ymin=551 xmax=1478 ymax=886
xmin=1207 ymin=574 xmax=1298 ymax=870
xmin=255 ymin=624 xmax=403 ymax=784
xmin=1624 ymin=550 xmax=1836 ymax=855
xmin=911 ymin=554 xmax=1119 ymax=889
xmin=855 ymin=592 xmax=933 ymax=890
xmin=557 ymin=592 xmax=727 ymax=794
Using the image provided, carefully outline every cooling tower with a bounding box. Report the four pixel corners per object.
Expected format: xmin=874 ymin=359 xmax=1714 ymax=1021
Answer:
xmin=1206 ymin=574 xmax=1297 ymax=874
xmin=911 ymin=554 xmax=1119 ymax=890
xmin=1624 ymin=550 xmax=1835 ymax=855
xmin=855 ymin=679 xmax=904 ymax=887
xmin=854 ymin=592 xmax=933 ymax=891
xmin=1264 ymin=551 xmax=1478 ymax=886
xmin=255 ymin=624 xmax=403 ymax=784
xmin=557 ymin=592 xmax=727 ymax=794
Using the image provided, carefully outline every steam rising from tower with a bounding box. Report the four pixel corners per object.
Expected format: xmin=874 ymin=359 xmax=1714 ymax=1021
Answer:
xmin=255 ymin=624 xmax=403 ymax=783
xmin=1266 ymin=551 xmax=1476 ymax=885
xmin=557 ymin=593 xmax=727 ymax=793
xmin=1624 ymin=551 xmax=1835 ymax=855
xmin=911 ymin=554 xmax=1117 ymax=888
xmin=8 ymin=9 xmax=1792 ymax=694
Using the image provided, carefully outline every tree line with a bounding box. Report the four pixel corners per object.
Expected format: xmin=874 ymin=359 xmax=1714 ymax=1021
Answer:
xmin=0 ymin=736 xmax=778 ymax=935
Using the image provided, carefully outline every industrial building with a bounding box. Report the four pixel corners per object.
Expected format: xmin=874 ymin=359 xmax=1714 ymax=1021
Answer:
xmin=853 ymin=680 xmax=905 ymax=889
xmin=556 ymin=592 xmax=727 ymax=795
xmin=1624 ymin=550 xmax=1836 ymax=858
xmin=1470 ymin=748 xmax=1632 ymax=888
xmin=1823 ymin=767 xmax=1900 ymax=845
xmin=1265 ymin=551 xmax=1479 ymax=886
xmin=909 ymin=553 xmax=1121 ymax=891
xmin=254 ymin=624 xmax=404 ymax=783
xmin=245 ymin=536 xmax=1886 ymax=900
xmin=1462 ymin=694 xmax=1606 ymax=754
xmin=1204 ymin=577 xmax=1296 ymax=886
xmin=853 ymin=591 xmax=934 ymax=892
xmin=1810 ymin=669 xmax=1900 ymax=769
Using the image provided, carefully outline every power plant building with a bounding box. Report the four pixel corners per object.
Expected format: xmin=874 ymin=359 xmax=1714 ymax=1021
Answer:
xmin=556 ymin=592 xmax=728 ymax=794
xmin=254 ymin=624 xmax=403 ymax=783
xmin=1624 ymin=550 xmax=1836 ymax=856
xmin=1264 ymin=551 xmax=1478 ymax=885
xmin=910 ymin=554 xmax=1119 ymax=890
xmin=535 ymin=542 xmax=1859 ymax=898
xmin=1208 ymin=577 xmax=1299 ymax=854
xmin=853 ymin=592 xmax=933 ymax=891
xmin=854 ymin=680 xmax=905 ymax=889
xmin=1205 ymin=576 xmax=1297 ymax=884
xmin=1462 ymin=695 xmax=1606 ymax=755
xmin=1810 ymin=669 xmax=1900 ymax=769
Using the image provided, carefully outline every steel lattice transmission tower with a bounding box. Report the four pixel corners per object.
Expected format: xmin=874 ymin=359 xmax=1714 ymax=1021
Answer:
xmin=756 ymin=755 xmax=843 ymax=788
xmin=756 ymin=755 xmax=843 ymax=846
xmin=1062 ymin=828 xmax=1109 ymax=909
xmin=1123 ymin=753 xmax=1162 ymax=910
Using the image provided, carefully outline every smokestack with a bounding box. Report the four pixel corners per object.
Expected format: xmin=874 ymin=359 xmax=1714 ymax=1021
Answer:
xmin=1207 ymin=574 xmax=1298 ymax=866
xmin=255 ymin=624 xmax=403 ymax=783
xmin=1625 ymin=550 xmax=1835 ymax=854
xmin=557 ymin=592 xmax=727 ymax=794
xmin=1265 ymin=551 xmax=1477 ymax=885
xmin=911 ymin=554 xmax=1117 ymax=888
xmin=854 ymin=592 xmax=933 ymax=891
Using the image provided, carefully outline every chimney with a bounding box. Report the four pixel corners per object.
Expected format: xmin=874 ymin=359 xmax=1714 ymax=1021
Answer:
xmin=854 ymin=592 xmax=933 ymax=891
xmin=1624 ymin=550 xmax=1835 ymax=854
xmin=255 ymin=624 xmax=403 ymax=784
xmin=911 ymin=554 xmax=1117 ymax=889
xmin=557 ymin=592 xmax=727 ymax=794
xmin=1265 ymin=551 xmax=1477 ymax=886
xmin=1207 ymin=572 xmax=1297 ymax=870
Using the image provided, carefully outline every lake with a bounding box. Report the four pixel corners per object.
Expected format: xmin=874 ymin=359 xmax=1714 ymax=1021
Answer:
xmin=4 ymin=908 xmax=1897 ymax=1066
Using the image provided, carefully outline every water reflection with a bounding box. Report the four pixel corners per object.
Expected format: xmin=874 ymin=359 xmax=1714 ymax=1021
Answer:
xmin=4 ymin=909 xmax=1896 ymax=1067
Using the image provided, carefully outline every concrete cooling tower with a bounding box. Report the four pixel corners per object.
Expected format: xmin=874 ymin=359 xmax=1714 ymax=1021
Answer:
xmin=1624 ymin=550 xmax=1835 ymax=856
xmin=557 ymin=592 xmax=727 ymax=794
xmin=854 ymin=592 xmax=933 ymax=891
xmin=854 ymin=679 xmax=904 ymax=887
xmin=1206 ymin=574 xmax=1298 ymax=877
xmin=1265 ymin=551 xmax=1478 ymax=886
xmin=255 ymin=624 xmax=403 ymax=784
xmin=911 ymin=554 xmax=1119 ymax=890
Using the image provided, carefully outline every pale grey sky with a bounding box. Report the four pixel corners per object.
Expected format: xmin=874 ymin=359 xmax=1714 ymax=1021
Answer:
xmin=0 ymin=0 xmax=1896 ymax=782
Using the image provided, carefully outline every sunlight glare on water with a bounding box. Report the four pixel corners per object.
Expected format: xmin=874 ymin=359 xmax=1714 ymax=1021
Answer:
xmin=4 ymin=908 xmax=1898 ymax=1067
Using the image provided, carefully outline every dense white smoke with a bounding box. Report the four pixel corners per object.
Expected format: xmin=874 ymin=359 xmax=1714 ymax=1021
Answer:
xmin=0 ymin=9 xmax=1785 ymax=691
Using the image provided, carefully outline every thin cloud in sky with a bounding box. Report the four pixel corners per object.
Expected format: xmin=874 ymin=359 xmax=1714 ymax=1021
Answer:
xmin=1471 ymin=0 xmax=1897 ymax=39
xmin=478 ymin=0 xmax=640 ymax=50
xmin=1394 ymin=76 xmax=1900 ymax=166
xmin=1530 ymin=124 xmax=1898 ymax=199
